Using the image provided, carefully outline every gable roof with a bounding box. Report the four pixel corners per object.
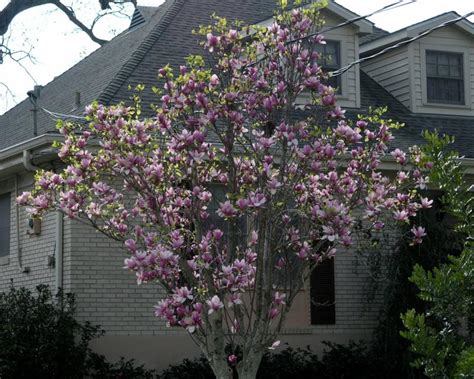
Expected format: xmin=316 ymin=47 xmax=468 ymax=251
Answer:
xmin=0 ymin=2 xmax=176 ymax=151
xmin=0 ymin=0 xmax=284 ymax=151
xmin=358 ymin=72 xmax=474 ymax=158
xmin=359 ymin=25 xmax=389 ymax=45
xmin=361 ymin=11 xmax=474 ymax=54
xmin=0 ymin=1 xmax=473 ymax=160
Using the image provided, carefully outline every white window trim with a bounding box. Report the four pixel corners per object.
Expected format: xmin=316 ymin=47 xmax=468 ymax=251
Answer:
xmin=420 ymin=44 xmax=472 ymax=110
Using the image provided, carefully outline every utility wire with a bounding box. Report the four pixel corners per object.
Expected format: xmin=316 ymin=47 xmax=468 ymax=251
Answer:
xmin=287 ymin=0 xmax=417 ymax=44
xmin=331 ymin=11 xmax=474 ymax=77
xmin=247 ymin=0 xmax=416 ymax=68
xmin=39 ymin=105 xmax=87 ymax=121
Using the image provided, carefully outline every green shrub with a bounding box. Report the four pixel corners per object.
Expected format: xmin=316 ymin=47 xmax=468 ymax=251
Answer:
xmin=159 ymin=341 xmax=378 ymax=379
xmin=88 ymin=355 xmax=156 ymax=379
xmin=0 ymin=284 xmax=155 ymax=379
xmin=0 ymin=284 xmax=103 ymax=378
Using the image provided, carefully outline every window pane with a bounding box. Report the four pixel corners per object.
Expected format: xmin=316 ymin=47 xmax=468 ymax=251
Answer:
xmin=316 ymin=41 xmax=340 ymax=68
xmin=438 ymin=65 xmax=449 ymax=76
xmin=427 ymin=78 xmax=464 ymax=104
xmin=449 ymin=54 xmax=460 ymax=67
xmin=438 ymin=53 xmax=449 ymax=65
xmin=426 ymin=64 xmax=437 ymax=76
xmin=450 ymin=66 xmax=461 ymax=78
xmin=315 ymin=40 xmax=341 ymax=94
xmin=426 ymin=51 xmax=437 ymax=64
xmin=0 ymin=192 xmax=11 ymax=257
xmin=310 ymin=258 xmax=335 ymax=325
xmin=426 ymin=51 xmax=464 ymax=104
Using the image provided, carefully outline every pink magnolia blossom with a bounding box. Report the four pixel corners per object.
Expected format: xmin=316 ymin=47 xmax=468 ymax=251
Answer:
xmin=206 ymin=295 xmax=224 ymax=315
xmin=411 ymin=226 xmax=427 ymax=244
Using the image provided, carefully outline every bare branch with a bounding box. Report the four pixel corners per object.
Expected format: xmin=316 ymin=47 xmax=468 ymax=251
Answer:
xmin=53 ymin=1 xmax=107 ymax=45
xmin=0 ymin=0 xmax=55 ymax=35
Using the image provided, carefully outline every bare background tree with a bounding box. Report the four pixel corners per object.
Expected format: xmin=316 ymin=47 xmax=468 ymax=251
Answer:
xmin=0 ymin=0 xmax=138 ymax=112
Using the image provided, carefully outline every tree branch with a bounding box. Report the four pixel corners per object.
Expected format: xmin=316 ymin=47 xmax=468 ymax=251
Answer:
xmin=53 ymin=1 xmax=107 ymax=45
xmin=0 ymin=0 xmax=139 ymax=46
xmin=0 ymin=0 xmax=55 ymax=35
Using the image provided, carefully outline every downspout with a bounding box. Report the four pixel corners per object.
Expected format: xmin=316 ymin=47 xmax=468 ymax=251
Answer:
xmin=55 ymin=212 xmax=63 ymax=293
xmin=15 ymin=173 xmax=29 ymax=273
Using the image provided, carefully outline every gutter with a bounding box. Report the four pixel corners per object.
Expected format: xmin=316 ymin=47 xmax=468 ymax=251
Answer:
xmin=0 ymin=134 xmax=62 ymax=161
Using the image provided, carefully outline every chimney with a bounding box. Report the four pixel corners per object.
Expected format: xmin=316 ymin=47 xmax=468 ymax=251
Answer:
xmin=75 ymin=91 xmax=81 ymax=108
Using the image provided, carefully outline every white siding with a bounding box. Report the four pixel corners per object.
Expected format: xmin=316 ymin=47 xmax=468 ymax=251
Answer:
xmin=0 ymin=173 xmax=56 ymax=291
xmin=361 ymin=46 xmax=411 ymax=108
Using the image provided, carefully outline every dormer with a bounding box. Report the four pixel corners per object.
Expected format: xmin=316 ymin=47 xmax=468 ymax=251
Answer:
xmin=255 ymin=1 xmax=373 ymax=109
xmin=361 ymin=12 xmax=474 ymax=116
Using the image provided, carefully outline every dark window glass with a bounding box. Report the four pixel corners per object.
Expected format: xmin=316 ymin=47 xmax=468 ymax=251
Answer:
xmin=310 ymin=258 xmax=335 ymax=325
xmin=426 ymin=50 xmax=464 ymax=104
xmin=0 ymin=192 xmax=11 ymax=257
xmin=315 ymin=40 xmax=341 ymax=93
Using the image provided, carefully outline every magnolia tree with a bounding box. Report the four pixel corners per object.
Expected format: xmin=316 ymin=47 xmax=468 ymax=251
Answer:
xmin=19 ymin=2 xmax=431 ymax=378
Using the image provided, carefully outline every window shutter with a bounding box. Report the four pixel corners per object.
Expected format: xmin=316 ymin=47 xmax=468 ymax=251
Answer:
xmin=310 ymin=258 xmax=335 ymax=325
xmin=0 ymin=192 xmax=11 ymax=257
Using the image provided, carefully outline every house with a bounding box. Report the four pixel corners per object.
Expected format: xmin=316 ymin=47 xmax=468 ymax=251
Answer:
xmin=0 ymin=0 xmax=473 ymax=371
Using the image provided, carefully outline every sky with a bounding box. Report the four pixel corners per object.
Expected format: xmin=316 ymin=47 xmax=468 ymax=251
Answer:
xmin=0 ymin=0 xmax=472 ymax=115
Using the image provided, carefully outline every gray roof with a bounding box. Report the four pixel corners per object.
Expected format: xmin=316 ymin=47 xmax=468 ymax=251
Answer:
xmin=0 ymin=0 xmax=473 ymax=158
xmin=0 ymin=2 xmax=175 ymax=150
xmin=358 ymin=71 xmax=474 ymax=157
xmin=359 ymin=25 xmax=389 ymax=45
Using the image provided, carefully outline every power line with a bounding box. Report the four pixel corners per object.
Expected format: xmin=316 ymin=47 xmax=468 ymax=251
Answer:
xmin=247 ymin=0 xmax=416 ymax=68
xmin=331 ymin=11 xmax=474 ymax=77
xmin=287 ymin=0 xmax=417 ymax=44
xmin=39 ymin=105 xmax=87 ymax=121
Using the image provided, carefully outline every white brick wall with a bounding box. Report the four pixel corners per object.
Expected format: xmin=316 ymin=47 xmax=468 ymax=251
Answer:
xmin=0 ymin=172 xmax=399 ymax=366
xmin=0 ymin=174 xmax=56 ymax=291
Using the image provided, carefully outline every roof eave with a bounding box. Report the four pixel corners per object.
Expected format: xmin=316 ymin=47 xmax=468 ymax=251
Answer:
xmin=326 ymin=1 xmax=373 ymax=34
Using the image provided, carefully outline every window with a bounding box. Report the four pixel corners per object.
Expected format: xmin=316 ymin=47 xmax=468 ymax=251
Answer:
xmin=310 ymin=258 xmax=335 ymax=325
xmin=0 ymin=192 xmax=11 ymax=258
xmin=316 ymin=40 xmax=341 ymax=93
xmin=426 ymin=50 xmax=464 ymax=105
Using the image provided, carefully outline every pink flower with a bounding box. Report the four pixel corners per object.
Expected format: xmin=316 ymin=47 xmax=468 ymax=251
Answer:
xmin=268 ymin=307 xmax=279 ymax=319
xmin=411 ymin=226 xmax=426 ymax=244
xmin=213 ymin=229 xmax=224 ymax=240
xmin=420 ymin=197 xmax=433 ymax=209
xmin=393 ymin=210 xmax=409 ymax=222
xmin=217 ymin=201 xmax=238 ymax=218
xmin=206 ymin=33 xmax=219 ymax=51
xmin=268 ymin=341 xmax=281 ymax=350
xmin=228 ymin=354 xmax=238 ymax=365
xmin=210 ymin=74 xmax=219 ymax=87
xmin=273 ymin=292 xmax=286 ymax=306
xmin=248 ymin=192 xmax=266 ymax=208
xmin=16 ymin=192 xmax=31 ymax=205
xmin=391 ymin=148 xmax=407 ymax=165
xmin=124 ymin=239 xmax=137 ymax=252
xmin=206 ymin=295 xmax=224 ymax=314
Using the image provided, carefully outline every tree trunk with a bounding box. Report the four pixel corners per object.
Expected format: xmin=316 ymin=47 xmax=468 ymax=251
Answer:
xmin=237 ymin=351 xmax=264 ymax=379
xmin=209 ymin=358 xmax=233 ymax=379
